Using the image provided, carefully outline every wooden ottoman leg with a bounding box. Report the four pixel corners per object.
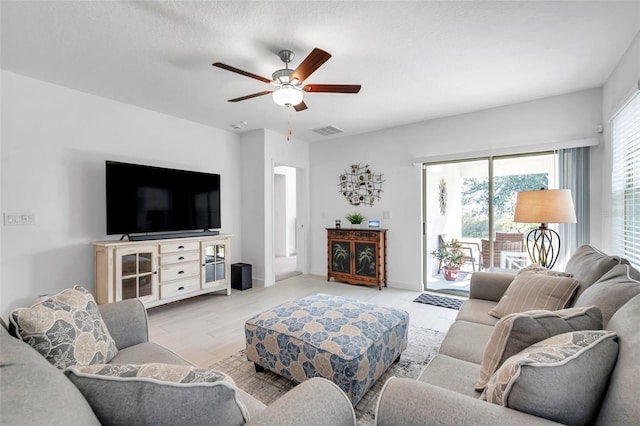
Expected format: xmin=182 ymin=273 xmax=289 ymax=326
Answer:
xmin=254 ymin=363 xmax=265 ymax=373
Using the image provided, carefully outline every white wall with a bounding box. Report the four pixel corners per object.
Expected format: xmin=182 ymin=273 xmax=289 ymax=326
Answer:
xmin=0 ymin=71 xmax=243 ymax=318
xmin=240 ymin=129 xmax=309 ymax=287
xmin=600 ymin=31 xmax=640 ymax=253
xmin=309 ymin=88 xmax=603 ymax=291
xmin=240 ymin=130 xmax=266 ymax=287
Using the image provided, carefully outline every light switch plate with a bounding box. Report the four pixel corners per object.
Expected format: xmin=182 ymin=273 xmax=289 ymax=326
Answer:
xmin=4 ymin=213 xmax=35 ymax=226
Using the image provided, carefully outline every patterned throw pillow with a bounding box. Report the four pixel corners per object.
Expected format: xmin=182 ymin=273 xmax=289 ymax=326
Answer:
xmin=474 ymin=306 xmax=602 ymax=391
xmin=488 ymin=271 xmax=579 ymax=318
xmin=516 ymin=264 xmax=573 ymax=278
xmin=10 ymin=286 xmax=118 ymax=369
xmin=65 ymin=363 xmax=248 ymax=426
xmin=482 ymin=330 xmax=618 ymax=425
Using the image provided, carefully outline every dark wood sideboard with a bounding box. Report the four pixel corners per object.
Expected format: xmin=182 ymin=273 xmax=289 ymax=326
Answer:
xmin=326 ymin=228 xmax=387 ymax=290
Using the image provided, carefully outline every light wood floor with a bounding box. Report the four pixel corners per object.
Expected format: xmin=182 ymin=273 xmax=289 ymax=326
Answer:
xmin=147 ymin=274 xmax=459 ymax=368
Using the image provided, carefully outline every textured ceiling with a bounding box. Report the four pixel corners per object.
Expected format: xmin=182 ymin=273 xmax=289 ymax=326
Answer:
xmin=2 ymin=1 xmax=639 ymax=142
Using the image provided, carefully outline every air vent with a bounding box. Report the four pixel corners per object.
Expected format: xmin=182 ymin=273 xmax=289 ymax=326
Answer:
xmin=312 ymin=125 xmax=344 ymax=136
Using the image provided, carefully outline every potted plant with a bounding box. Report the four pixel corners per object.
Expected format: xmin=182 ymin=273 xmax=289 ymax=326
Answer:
xmin=345 ymin=212 xmax=365 ymax=229
xmin=431 ymin=239 xmax=466 ymax=281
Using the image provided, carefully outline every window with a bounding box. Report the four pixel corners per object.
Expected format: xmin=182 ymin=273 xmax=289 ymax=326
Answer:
xmin=611 ymin=91 xmax=640 ymax=268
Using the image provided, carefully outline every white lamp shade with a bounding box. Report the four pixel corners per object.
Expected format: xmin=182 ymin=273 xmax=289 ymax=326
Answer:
xmin=513 ymin=189 xmax=577 ymax=224
xmin=272 ymin=85 xmax=303 ymax=107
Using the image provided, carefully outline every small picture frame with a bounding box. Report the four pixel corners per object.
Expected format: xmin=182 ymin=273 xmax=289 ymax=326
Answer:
xmin=367 ymin=219 xmax=381 ymax=228
xmin=335 ymin=220 xmax=341 ymax=229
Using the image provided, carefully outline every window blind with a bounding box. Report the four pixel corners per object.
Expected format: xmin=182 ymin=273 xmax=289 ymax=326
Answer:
xmin=611 ymin=90 xmax=640 ymax=268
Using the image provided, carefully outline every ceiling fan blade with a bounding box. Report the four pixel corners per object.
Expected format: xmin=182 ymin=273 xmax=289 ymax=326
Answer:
xmin=303 ymin=84 xmax=361 ymax=94
xmin=293 ymin=101 xmax=308 ymax=112
xmin=290 ymin=48 xmax=331 ymax=83
xmin=212 ymin=62 xmax=272 ymax=84
xmin=228 ymin=91 xmax=273 ymax=102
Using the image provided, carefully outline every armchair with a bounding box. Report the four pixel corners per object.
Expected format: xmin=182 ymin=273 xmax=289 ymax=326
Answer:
xmin=480 ymin=233 xmax=525 ymax=270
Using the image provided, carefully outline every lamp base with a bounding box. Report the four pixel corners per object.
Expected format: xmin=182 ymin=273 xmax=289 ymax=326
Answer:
xmin=525 ymin=225 xmax=560 ymax=269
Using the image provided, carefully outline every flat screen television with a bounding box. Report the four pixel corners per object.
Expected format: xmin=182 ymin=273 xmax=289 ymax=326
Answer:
xmin=106 ymin=161 xmax=221 ymax=236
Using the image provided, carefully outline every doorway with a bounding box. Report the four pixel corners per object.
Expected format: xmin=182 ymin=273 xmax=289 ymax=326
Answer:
xmin=423 ymin=152 xmax=557 ymax=295
xmin=273 ymin=165 xmax=302 ymax=281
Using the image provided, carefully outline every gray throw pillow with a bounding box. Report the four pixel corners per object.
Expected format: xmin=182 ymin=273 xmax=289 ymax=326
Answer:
xmin=574 ymin=264 xmax=640 ymax=326
xmin=65 ymin=363 xmax=248 ymax=426
xmin=475 ymin=305 xmax=602 ymax=391
xmin=482 ymin=330 xmax=618 ymax=425
xmin=10 ymin=286 xmax=118 ymax=369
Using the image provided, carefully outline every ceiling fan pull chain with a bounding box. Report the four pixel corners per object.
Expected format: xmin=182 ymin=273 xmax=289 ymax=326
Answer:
xmin=287 ymin=107 xmax=293 ymax=141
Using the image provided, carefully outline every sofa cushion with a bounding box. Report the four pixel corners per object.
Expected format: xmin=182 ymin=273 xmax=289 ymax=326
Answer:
xmin=438 ymin=320 xmax=495 ymax=364
xmin=596 ymin=294 xmax=640 ymax=424
xmin=474 ymin=306 xmax=602 ymax=391
xmin=10 ymin=286 xmax=118 ymax=369
xmin=488 ymin=271 xmax=578 ymax=318
xmin=456 ymin=299 xmax=500 ymax=326
xmin=565 ymin=245 xmax=628 ymax=301
xmin=482 ymin=330 xmax=618 ymax=425
xmin=574 ymin=264 xmax=640 ymax=326
xmin=65 ymin=363 xmax=249 ymax=426
xmin=109 ymin=341 xmax=191 ymax=365
xmin=0 ymin=326 xmax=100 ymax=425
xmin=417 ymin=354 xmax=482 ymax=398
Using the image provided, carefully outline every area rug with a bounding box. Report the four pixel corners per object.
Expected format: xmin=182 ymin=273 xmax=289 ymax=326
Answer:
xmin=209 ymin=326 xmax=443 ymax=425
xmin=413 ymin=293 xmax=464 ymax=310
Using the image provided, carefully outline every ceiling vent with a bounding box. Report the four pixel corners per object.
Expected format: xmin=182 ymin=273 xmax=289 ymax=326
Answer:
xmin=312 ymin=125 xmax=344 ymax=136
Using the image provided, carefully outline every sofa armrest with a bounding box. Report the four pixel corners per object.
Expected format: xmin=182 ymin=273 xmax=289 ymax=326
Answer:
xmin=376 ymin=377 xmax=561 ymax=426
xmin=245 ymin=377 xmax=356 ymax=426
xmin=98 ymin=299 xmax=149 ymax=350
xmin=469 ymin=271 xmax=515 ymax=302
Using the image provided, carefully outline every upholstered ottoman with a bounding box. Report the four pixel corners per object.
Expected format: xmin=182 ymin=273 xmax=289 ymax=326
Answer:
xmin=244 ymin=294 xmax=409 ymax=405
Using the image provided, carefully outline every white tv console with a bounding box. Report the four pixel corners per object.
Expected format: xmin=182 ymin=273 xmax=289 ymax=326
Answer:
xmin=93 ymin=234 xmax=231 ymax=308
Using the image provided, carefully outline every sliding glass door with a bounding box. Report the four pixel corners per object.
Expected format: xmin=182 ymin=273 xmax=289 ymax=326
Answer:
xmin=423 ymin=152 xmax=557 ymax=294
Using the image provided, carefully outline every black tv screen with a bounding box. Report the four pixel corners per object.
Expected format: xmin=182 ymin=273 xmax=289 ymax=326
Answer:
xmin=106 ymin=161 xmax=221 ymax=235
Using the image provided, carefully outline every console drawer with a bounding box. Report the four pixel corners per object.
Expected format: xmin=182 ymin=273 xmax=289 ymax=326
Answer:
xmin=160 ymin=278 xmax=200 ymax=299
xmin=160 ymin=261 xmax=200 ymax=282
xmin=160 ymin=241 xmax=200 ymax=254
xmin=160 ymin=251 xmax=200 ymax=265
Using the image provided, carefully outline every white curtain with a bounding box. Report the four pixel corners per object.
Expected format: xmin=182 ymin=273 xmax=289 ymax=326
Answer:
xmin=558 ymin=147 xmax=590 ymax=267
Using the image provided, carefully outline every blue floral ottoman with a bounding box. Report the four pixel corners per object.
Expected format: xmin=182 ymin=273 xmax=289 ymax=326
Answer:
xmin=244 ymin=294 xmax=409 ymax=405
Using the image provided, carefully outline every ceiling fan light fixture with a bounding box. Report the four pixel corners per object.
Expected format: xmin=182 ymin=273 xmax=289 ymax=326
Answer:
xmin=272 ymin=84 xmax=303 ymax=107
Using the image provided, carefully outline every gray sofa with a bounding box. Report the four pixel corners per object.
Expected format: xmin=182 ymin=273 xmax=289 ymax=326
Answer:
xmin=0 ymin=298 xmax=356 ymax=425
xmin=377 ymin=245 xmax=640 ymax=425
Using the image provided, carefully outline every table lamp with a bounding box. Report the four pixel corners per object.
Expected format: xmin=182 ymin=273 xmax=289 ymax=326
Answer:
xmin=513 ymin=188 xmax=577 ymax=269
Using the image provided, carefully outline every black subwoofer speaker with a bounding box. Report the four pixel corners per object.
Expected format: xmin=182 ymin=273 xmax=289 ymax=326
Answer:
xmin=231 ymin=263 xmax=252 ymax=291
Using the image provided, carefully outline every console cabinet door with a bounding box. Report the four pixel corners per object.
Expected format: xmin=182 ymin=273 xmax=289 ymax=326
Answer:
xmin=201 ymin=239 xmax=230 ymax=294
xmin=114 ymin=245 xmax=158 ymax=303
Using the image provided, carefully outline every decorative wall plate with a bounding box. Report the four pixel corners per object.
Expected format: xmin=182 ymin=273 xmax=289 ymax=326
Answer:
xmin=438 ymin=178 xmax=447 ymax=215
xmin=339 ymin=164 xmax=385 ymax=206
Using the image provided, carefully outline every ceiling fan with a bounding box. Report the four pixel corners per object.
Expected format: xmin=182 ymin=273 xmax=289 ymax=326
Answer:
xmin=212 ymin=48 xmax=361 ymax=111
